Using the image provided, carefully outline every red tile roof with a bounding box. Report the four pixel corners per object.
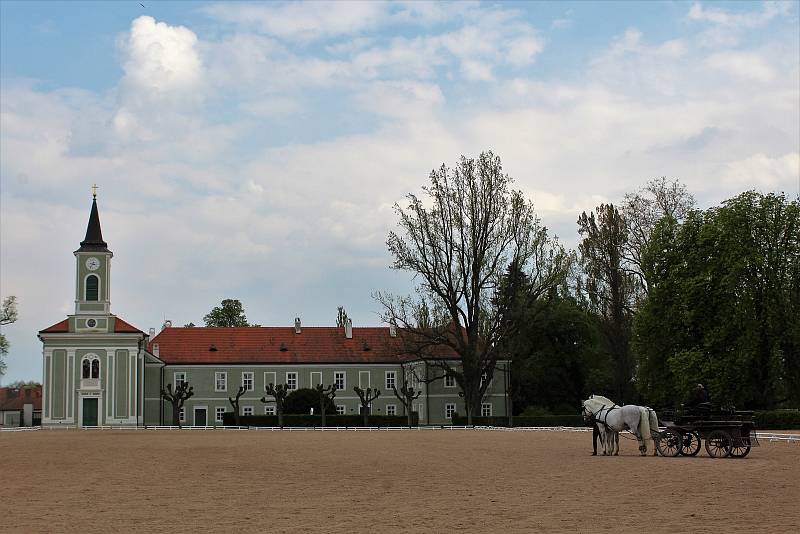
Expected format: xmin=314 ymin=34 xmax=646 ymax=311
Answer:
xmin=0 ymin=385 xmax=42 ymax=411
xmin=38 ymin=316 xmax=144 ymax=334
xmin=148 ymin=326 xmax=459 ymax=365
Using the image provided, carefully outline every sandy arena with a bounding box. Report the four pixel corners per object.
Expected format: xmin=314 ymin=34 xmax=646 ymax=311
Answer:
xmin=1 ymin=429 xmax=798 ymax=533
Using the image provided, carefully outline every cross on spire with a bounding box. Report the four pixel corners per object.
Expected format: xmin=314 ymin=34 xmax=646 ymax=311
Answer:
xmin=92 ymin=183 xmax=98 ymax=199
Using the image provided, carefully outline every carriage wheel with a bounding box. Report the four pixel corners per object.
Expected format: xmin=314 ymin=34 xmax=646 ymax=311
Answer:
xmin=705 ymin=430 xmax=732 ymax=458
xmin=680 ymin=431 xmax=701 ymax=457
xmin=730 ymin=438 xmax=751 ymax=458
xmin=655 ymin=429 xmax=681 ymax=457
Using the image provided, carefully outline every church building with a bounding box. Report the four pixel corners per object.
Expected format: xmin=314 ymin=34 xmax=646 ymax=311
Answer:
xmin=38 ymin=196 xmax=509 ymax=427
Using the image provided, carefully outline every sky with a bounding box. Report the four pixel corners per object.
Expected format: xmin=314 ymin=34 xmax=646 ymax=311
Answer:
xmin=1 ymin=1 xmax=798 ymax=383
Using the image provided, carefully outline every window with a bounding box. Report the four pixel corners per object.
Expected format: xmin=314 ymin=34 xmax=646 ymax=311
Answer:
xmin=336 ymin=405 xmax=345 ymax=415
xmin=386 ymin=404 xmax=397 ymax=416
xmin=264 ymin=406 xmax=276 ymax=415
xmin=310 ymin=372 xmax=322 ymax=387
xmin=179 ymin=407 xmax=186 ymax=423
xmin=174 ymin=372 xmax=187 ymax=388
xmin=242 ymin=372 xmax=254 ymax=391
xmin=91 ymin=359 xmax=99 ymax=379
xmin=86 ymin=318 xmax=97 ymax=328
xmin=215 ymin=407 xmax=225 ymax=423
xmin=359 ymin=371 xmax=370 ymax=388
xmin=481 ymin=372 xmax=492 ymax=388
xmin=445 ymin=403 xmax=456 ymax=420
xmin=264 ymin=372 xmax=276 ymax=390
xmin=82 ymin=359 xmax=91 ymax=379
xmin=82 ymin=356 xmax=100 ymax=379
xmin=334 ymin=371 xmax=346 ymax=391
xmin=286 ymin=372 xmax=298 ymax=390
xmin=481 ymin=403 xmax=492 ymax=417
xmin=444 ymin=374 xmax=456 ymax=388
xmin=85 ymin=275 xmax=99 ymax=301
xmin=215 ymin=372 xmax=227 ymax=392
xmin=243 ymin=406 xmax=254 ymax=416
xmin=385 ymin=371 xmax=396 ymax=390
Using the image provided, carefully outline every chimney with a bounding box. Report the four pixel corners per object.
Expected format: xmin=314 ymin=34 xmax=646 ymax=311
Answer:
xmin=294 ymin=317 xmax=301 ymax=334
xmin=148 ymin=327 xmax=156 ymax=338
xmin=162 ymin=319 xmax=172 ymax=330
xmin=153 ymin=343 xmax=159 ymax=358
xmin=345 ymin=318 xmax=353 ymax=339
xmin=389 ymin=322 xmax=397 ymax=337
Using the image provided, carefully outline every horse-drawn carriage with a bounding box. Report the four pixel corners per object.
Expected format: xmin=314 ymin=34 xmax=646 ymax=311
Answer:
xmin=654 ymin=405 xmax=759 ymax=458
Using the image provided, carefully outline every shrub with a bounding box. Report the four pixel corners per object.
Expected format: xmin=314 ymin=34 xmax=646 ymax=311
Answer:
xmin=222 ymin=412 xmax=419 ymax=427
xmin=754 ymin=410 xmax=800 ymax=430
xmin=284 ymin=388 xmax=335 ymax=415
xmin=451 ymin=414 xmax=585 ymax=427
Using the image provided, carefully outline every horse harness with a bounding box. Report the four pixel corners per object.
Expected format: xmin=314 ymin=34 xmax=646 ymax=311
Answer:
xmin=591 ymin=404 xmax=618 ymax=431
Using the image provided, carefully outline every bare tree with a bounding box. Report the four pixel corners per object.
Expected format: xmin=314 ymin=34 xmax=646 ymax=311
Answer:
xmin=314 ymin=383 xmax=337 ymax=427
xmin=622 ymin=177 xmax=695 ymax=293
xmin=228 ymin=385 xmax=247 ymax=426
xmin=391 ymin=365 xmax=423 ymax=428
xmin=161 ymin=382 xmax=194 ymax=428
xmin=377 ymin=152 xmax=571 ymax=424
xmin=0 ymin=296 xmax=18 ymax=377
xmin=336 ymin=306 xmax=349 ymax=327
xmin=353 ymin=386 xmax=381 ymax=426
xmin=262 ymin=383 xmax=290 ymax=428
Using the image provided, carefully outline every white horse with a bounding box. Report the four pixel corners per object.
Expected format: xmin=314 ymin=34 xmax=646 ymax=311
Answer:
xmin=589 ymin=395 xmax=660 ymax=455
xmin=582 ymin=395 xmax=658 ymax=456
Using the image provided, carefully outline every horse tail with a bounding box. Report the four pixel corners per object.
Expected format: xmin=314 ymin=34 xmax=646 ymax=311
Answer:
xmin=639 ymin=406 xmax=651 ymax=447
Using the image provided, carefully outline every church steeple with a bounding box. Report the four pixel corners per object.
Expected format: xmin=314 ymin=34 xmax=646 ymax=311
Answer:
xmin=78 ymin=189 xmax=109 ymax=253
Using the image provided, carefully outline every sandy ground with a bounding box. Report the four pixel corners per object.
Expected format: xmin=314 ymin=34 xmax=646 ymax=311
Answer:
xmin=1 ymin=429 xmax=798 ymax=533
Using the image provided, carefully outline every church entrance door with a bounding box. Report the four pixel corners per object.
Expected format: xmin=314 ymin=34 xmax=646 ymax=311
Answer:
xmin=82 ymin=398 xmax=98 ymax=426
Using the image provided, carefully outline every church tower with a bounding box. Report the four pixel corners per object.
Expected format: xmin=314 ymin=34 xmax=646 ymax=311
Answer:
xmin=73 ymin=189 xmax=113 ymax=327
xmin=39 ymin=191 xmax=147 ymax=427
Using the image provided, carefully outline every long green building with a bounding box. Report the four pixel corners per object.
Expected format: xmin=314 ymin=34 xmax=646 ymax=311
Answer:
xmin=39 ymin=196 xmax=509 ymax=427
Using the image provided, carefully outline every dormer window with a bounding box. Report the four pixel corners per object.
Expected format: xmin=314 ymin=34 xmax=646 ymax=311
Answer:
xmin=85 ymin=275 xmax=99 ymax=301
xmin=209 ymin=344 xmax=218 ymax=352
xmin=279 ymin=343 xmax=288 ymax=352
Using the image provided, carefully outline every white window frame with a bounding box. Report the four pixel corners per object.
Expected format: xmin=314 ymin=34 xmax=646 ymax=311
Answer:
xmin=264 ymin=371 xmax=276 ymax=390
xmin=241 ymin=371 xmax=254 ymax=392
xmin=310 ymin=371 xmax=322 ymax=387
xmin=242 ymin=406 xmax=254 ymax=416
xmin=215 ymin=372 xmax=227 ymax=392
xmin=481 ymin=372 xmax=492 ymax=389
xmin=174 ymin=372 xmax=187 ymax=388
xmin=264 ymin=406 xmax=276 ymax=415
xmin=215 ymin=407 xmax=225 ymax=423
xmin=179 ymin=406 xmax=186 ymax=423
xmin=335 ymin=405 xmax=346 ymax=415
xmin=334 ymin=371 xmax=346 ymax=391
xmin=481 ymin=403 xmax=492 ymax=417
xmin=444 ymin=374 xmax=456 ymax=388
xmin=386 ymin=404 xmax=397 ymax=416
xmin=385 ymin=371 xmax=396 ymax=390
xmin=359 ymin=370 xmax=370 ymax=388
xmin=286 ymin=372 xmax=298 ymax=390
xmin=445 ymin=403 xmax=456 ymax=420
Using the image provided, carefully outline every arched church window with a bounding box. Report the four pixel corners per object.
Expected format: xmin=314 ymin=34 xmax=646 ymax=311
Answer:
xmin=91 ymin=359 xmax=100 ymax=379
xmin=82 ymin=359 xmax=91 ymax=379
xmin=86 ymin=275 xmax=99 ymax=301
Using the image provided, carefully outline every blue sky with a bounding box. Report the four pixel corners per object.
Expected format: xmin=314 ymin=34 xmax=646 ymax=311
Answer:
xmin=1 ymin=1 xmax=798 ymax=383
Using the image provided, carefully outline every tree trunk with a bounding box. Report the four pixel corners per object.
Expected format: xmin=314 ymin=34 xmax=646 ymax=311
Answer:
xmin=173 ymin=404 xmax=181 ymax=429
xmin=321 ymin=401 xmax=326 ymax=427
xmin=278 ymin=408 xmax=284 ymax=428
xmin=407 ymin=403 xmax=413 ymax=428
xmin=362 ymin=406 xmax=369 ymax=427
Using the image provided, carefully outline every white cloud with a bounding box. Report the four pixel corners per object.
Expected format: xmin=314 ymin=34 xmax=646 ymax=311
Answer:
xmin=706 ymin=51 xmax=775 ymax=82
xmin=688 ymin=1 xmax=791 ymax=28
xmin=722 ymin=152 xmax=800 ymax=189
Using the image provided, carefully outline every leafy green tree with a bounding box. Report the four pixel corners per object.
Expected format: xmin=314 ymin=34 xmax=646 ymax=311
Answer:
xmin=203 ymin=299 xmax=249 ymax=327
xmin=635 ymin=192 xmax=799 ymax=408
xmin=0 ymin=296 xmax=18 ymax=377
xmin=577 ymin=204 xmax=640 ymax=403
xmin=284 ymin=388 xmax=336 ymax=415
xmin=377 ymin=152 xmax=571 ymax=424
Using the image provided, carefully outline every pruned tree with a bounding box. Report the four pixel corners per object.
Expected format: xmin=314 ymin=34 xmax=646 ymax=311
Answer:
xmin=376 ymin=152 xmax=571 ymax=424
xmin=353 ymin=386 xmax=380 ymax=426
xmin=262 ymin=383 xmax=290 ymax=428
xmin=204 ymin=298 xmax=249 ymax=327
xmin=391 ymin=365 xmax=423 ymax=428
xmin=0 ymin=295 xmax=18 ymax=377
xmin=228 ymin=385 xmax=247 ymax=426
xmin=314 ymin=384 xmax=337 ymax=427
xmin=161 ymin=382 xmax=194 ymax=428
xmin=336 ymin=306 xmax=349 ymax=327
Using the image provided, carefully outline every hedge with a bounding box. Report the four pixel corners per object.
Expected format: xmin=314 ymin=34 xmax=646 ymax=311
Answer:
xmin=451 ymin=414 xmax=586 ymax=427
xmin=754 ymin=410 xmax=800 ymax=430
xmin=222 ymin=412 xmax=419 ymax=427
